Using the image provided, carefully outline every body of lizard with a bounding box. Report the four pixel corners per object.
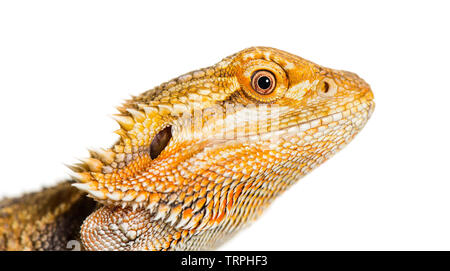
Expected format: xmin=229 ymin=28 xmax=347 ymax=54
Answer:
xmin=0 ymin=47 xmax=374 ymax=250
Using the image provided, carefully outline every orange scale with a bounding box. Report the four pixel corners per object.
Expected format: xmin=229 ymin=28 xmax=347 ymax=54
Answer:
xmin=183 ymin=195 xmax=194 ymax=207
xmin=188 ymin=212 xmax=204 ymax=228
xmin=201 ymin=171 xmax=212 ymax=179
xmin=172 ymin=232 xmax=181 ymax=240
xmin=232 ymin=172 xmax=244 ymax=181
xmin=206 ymin=182 xmax=215 ymax=192
xmin=154 ymin=181 xmax=166 ymax=191
xmin=148 ymin=193 xmax=161 ymax=205
xmin=182 ymin=175 xmax=192 ymax=185
xmin=176 ymin=192 xmax=186 ymax=202
xmin=226 ymin=191 xmax=234 ymax=209
xmin=144 ymin=182 xmax=155 ymax=191
xmin=199 ymin=175 xmax=212 ymax=185
xmin=193 ymin=183 xmax=202 ymax=192
xmin=198 ymin=187 xmax=208 ymax=198
xmin=211 ymin=198 xmax=221 ymax=220
xmin=213 ymin=183 xmax=223 ymax=195
xmin=165 ymin=184 xmax=178 ymax=192
xmin=90 ymin=172 xmax=103 ymax=180
xmin=185 ymin=186 xmax=194 ymax=195
xmin=233 ymin=183 xmax=244 ymax=199
xmin=206 ymin=217 xmax=216 ymax=228
xmin=194 ymin=198 xmax=207 ymax=211
xmin=215 ymin=210 xmax=226 ymax=224
xmin=243 ymin=182 xmax=254 ymax=191
xmin=181 ymin=208 xmax=193 ymax=221
xmin=207 ymin=172 xmax=219 ymax=182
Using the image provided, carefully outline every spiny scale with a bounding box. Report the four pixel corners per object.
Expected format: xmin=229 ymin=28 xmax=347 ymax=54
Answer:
xmin=112 ymin=115 xmax=135 ymax=131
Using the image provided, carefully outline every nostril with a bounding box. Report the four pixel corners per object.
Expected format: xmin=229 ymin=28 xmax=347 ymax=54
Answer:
xmin=319 ymin=78 xmax=337 ymax=97
xmin=323 ymin=81 xmax=330 ymax=93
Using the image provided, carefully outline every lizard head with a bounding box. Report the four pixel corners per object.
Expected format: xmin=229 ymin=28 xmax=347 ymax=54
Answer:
xmin=71 ymin=47 xmax=374 ymax=250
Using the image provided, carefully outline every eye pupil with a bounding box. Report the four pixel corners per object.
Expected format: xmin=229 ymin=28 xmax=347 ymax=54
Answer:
xmin=257 ymin=76 xmax=271 ymax=90
xmin=251 ymin=70 xmax=276 ymax=95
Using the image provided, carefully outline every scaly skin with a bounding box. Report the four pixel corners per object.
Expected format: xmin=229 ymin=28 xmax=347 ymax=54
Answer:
xmin=0 ymin=47 xmax=374 ymax=250
xmin=0 ymin=182 xmax=97 ymax=250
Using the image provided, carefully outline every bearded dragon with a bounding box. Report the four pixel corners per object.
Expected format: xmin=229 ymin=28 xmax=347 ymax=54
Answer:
xmin=0 ymin=47 xmax=374 ymax=250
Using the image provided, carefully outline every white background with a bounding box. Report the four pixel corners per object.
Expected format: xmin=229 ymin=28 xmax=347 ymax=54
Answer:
xmin=1 ymin=0 xmax=449 ymax=250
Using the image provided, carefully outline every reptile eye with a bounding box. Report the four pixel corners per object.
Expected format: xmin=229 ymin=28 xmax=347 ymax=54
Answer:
xmin=150 ymin=126 xmax=172 ymax=159
xmin=251 ymin=70 xmax=276 ymax=95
